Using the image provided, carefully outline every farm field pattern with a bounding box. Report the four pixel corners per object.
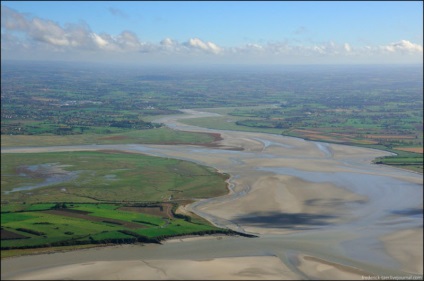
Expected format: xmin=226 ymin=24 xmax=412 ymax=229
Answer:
xmin=1 ymin=61 xmax=423 ymax=259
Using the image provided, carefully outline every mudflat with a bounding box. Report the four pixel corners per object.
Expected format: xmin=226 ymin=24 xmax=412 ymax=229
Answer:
xmin=1 ymin=110 xmax=422 ymax=280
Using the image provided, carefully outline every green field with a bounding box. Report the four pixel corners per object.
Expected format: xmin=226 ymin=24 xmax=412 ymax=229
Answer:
xmin=1 ymin=151 xmax=235 ymax=257
xmin=1 ymin=151 xmax=229 ymax=203
xmin=1 ymin=202 xmax=231 ymax=253
xmin=1 ymin=63 xmax=422 ymax=258
xmin=1 ymin=127 xmax=216 ymax=147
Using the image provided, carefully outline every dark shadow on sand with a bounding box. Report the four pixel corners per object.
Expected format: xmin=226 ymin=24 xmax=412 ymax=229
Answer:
xmin=390 ymin=207 xmax=423 ymax=218
xmin=235 ymin=211 xmax=336 ymax=229
xmin=305 ymin=198 xmax=366 ymax=207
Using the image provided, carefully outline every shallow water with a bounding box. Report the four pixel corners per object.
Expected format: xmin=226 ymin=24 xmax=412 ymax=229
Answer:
xmin=4 ymin=163 xmax=79 ymax=194
xmin=1 ymin=110 xmax=422 ymax=279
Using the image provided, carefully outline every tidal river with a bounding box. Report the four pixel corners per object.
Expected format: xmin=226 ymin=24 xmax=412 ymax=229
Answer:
xmin=1 ymin=110 xmax=423 ymax=280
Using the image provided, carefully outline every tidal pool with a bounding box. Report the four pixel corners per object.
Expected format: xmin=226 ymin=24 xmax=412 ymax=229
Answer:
xmin=4 ymin=163 xmax=79 ymax=194
xmin=1 ymin=110 xmax=422 ymax=279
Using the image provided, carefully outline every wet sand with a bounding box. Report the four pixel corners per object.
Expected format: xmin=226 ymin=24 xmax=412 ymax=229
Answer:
xmin=2 ymin=255 xmax=299 ymax=280
xmin=1 ymin=110 xmax=423 ymax=280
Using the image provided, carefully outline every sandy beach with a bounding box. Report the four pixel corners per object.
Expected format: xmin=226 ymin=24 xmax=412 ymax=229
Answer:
xmin=1 ymin=110 xmax=422 ymax=280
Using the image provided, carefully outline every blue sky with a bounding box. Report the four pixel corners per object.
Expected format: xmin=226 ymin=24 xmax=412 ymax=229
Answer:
xmin=1 ymin=1 xmax=423 ymax=65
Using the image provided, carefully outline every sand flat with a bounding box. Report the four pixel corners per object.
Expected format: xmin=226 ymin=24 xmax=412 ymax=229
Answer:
xmin=2 ymin=109 xmax=422 ymax=280
xmin=3 ymin=256 xmax=299 ymax=280
xmin=297 ymin=255 xmax=373 ymax=280
xmin=381 ymin=228 xmax=423 ymax=274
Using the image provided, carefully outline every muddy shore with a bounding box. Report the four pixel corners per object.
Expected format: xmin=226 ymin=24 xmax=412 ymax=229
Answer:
xmin=1 ymin=110 xmax=422 ymax=280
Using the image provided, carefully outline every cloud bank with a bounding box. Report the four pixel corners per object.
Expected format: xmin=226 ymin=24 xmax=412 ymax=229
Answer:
xmin=1 ymin=5 xmax=422 ymax=64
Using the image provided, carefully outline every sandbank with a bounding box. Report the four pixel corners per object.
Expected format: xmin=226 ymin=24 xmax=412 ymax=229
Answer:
xmin=2 ymin=110 xmax=422 ymax=280
xmin=3 ymin=256 xmax=300 ymax=280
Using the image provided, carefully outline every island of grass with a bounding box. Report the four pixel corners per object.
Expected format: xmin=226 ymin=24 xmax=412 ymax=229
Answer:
xmin=1 ymin=151 xmax=254 ymax=258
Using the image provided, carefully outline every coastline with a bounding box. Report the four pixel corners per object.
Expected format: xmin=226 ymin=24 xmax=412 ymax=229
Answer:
xmin=1 ymin=110 xmax=422 ymax=280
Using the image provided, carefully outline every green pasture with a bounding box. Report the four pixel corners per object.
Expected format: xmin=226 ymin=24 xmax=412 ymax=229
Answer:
xmin=0 ymin=203 xmax=57 ymax=213
xmin=72 ymin=204 xmax=166 ymax=226
xmin=1 ymin=211 xmax=121 ymax=249
xmin=1 ymin=150 xmax=231 ymax=257
xmin=1 ymin=127 xmax=215 ymax=147
xmin=1 ymin=202 xmax=224 ymax=254
xmin=89 ymin=230 xmax=134 ymax=241
xmin=375 ymin=157 xmax=423 ymax=165
xmin=1 ymin=213 xmax=36 ymax=224
xmin=181 ymin=116 xmax=283 ymax=134
xmin=135 ymin=219 xmax=220 ymax=238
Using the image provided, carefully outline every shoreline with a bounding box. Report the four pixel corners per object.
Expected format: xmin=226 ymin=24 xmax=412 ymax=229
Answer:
xmin=1 ymin=110 xmax=422 ymax=280
xmin=1 ymin=232 xmax=235 ymax=260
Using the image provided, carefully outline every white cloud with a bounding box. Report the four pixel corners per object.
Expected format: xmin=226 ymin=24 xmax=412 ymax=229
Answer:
xmin=90 ymin=33 xmax=109 ymax=48
xmin=159 ymin=37 xmax=183 ymax=53
xmin=1 ymin=5 xmax=29 ymax=30
xmin=344 ymin=43 xmax=351 ymax=52
xmin=2 ymin=6 xmax=97 ymax=50
xmin=160 ymin=38 xmax=175 ymax=46
xmin=184 ymin=38 xmax=222 ymax=54
xmin=31 ymin=18 xmax=70 ymax=46
xmin=1 ymin=5 xmax=422 ymax=64
xmin=116 ymin=31 xmax=141 ymax=50
xmin=381 ymin=40 xmax=423 ymax=53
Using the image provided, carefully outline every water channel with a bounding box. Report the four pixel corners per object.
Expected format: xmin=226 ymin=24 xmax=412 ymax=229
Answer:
xmin=1 ymin=110 xmax=422 ymax=279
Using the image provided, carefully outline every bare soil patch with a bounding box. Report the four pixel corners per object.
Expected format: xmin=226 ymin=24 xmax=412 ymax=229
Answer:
xmin=394 ymin=147 xmax=423 ymax=154
xmin=292 ymin=129 xmax=379 ymax=144
xmin=365 ymin=134 xmax=416 ymax=139
xmin=204 ymin=132 xmax=223 ymax=142
xmin=1 ymin=229 xmax=29 ymax=240
xmin=119 ymin=203 xmax=174 ymax=219
xmin=292 ymin=130 xmax=347 ymax=143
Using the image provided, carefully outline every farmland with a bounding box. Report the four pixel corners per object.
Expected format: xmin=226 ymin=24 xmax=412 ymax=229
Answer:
xmin=2 ymin=63 xmax=422 ymax=167
xmin=182 ymin=103 xmax=423 ymax=172
xmin=1 ymin=151 xmax=237 ymax=257
xmin=1 ymin=202 xmax=236 ymax=253
xmin=1 ymin=61 xmax=422 ymax=257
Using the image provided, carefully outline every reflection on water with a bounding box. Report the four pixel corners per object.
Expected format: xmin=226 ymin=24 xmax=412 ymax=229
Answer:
xmin=1 ymin=110 xmax=422 ymax=278
xmin=258 ymin=167 xmax=422 ymax=229
xmin=4 ymin=163 xmax=79 ymax=194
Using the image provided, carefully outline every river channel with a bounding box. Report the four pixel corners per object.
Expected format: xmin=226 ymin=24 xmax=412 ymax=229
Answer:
xmin=1 ymin=110 xmax=423 ymax=279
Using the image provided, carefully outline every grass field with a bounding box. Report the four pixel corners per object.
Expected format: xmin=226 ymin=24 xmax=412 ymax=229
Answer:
xmin=1 ymin=150 xmax=232 ymax=257
xmin=181 ymin=116 xmax=284 ymax=135
xmin=0 ymin=127 xmax=216 ymax=147
xmin=1 ymin=202 xmax=228 ymax=255
xmin=1 ymin=151 xmax=229 ymax=204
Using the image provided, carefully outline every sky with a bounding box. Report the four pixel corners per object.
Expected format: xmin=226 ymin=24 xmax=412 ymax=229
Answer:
xmin=1 ymin=1 xmax=423 ymax=65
